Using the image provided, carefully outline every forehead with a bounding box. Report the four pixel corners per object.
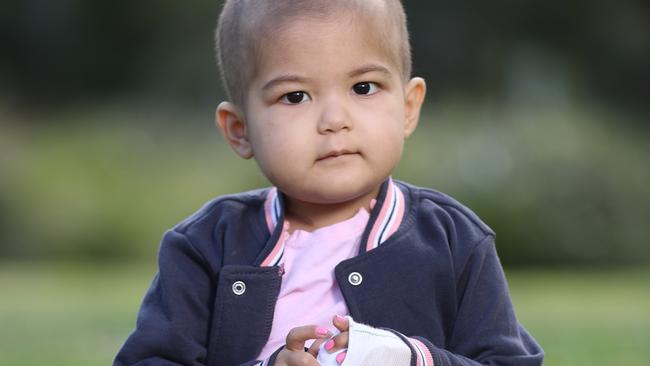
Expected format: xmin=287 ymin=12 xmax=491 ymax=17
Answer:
xmin=252 ymin=11 xmax=401 ymax=80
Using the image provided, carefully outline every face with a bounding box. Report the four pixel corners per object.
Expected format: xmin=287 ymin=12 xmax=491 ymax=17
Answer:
xmin=219 ymin=13 xmax=425 ymax=207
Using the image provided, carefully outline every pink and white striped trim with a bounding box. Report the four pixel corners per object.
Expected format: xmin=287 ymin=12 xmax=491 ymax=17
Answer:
xmin=264 ymin=187 xmax=280 ymax=232
xmin=261 ymin=188 xmax=288 ymax=267
xmin=408 ymin=338 xmax=434 ymax=366
xmin=365 ymin=179 xmax=405 ymax=252
xmin=260 ymin=222 xmax=289 ymax=267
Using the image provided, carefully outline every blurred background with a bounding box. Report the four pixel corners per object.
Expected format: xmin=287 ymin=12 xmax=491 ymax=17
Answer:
xmin=1 ymin=0 xmax=649 ymax=365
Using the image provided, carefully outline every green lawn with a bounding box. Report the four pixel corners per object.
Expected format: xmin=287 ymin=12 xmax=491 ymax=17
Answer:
xmin=0 ymin=262 xmax=648 ymax=365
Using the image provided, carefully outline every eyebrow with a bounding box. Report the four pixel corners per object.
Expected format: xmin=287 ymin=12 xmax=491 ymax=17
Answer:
xmin=348 ymin=64 xmax=392 ymax=78
xmin=262 ymin=75 xmax=313 ymax=92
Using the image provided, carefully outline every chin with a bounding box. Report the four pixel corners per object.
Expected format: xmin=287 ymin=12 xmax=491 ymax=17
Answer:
xmin=302 ymin=180 xmax=378 ymax=205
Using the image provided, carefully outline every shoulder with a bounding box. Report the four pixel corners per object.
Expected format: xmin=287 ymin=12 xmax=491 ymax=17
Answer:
xmin=160 ymin=188 xmax=271 ymax=265
xmin=173 ymin=188 xmax=269 ymax=235
xmin=396 ymin=180 xmax=495 ymax=253
xmin=395 ymin=181 xmax=498 ymax=278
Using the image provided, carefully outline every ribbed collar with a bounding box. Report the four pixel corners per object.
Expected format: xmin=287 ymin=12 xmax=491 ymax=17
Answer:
xmin=256 ymin=178 xmax=406 ymax=267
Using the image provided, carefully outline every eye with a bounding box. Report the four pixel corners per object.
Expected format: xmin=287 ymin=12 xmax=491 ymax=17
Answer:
xmin=352 ymin=82 xmax=379 ymax=95
xmin=280 ymin=91 xmax=311 ymax=104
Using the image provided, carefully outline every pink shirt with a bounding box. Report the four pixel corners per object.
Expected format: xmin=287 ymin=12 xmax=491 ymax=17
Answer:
xmin=257 ymin=208 xmax=370 ymax=359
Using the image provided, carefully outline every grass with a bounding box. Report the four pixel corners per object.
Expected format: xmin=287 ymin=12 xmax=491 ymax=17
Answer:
xmin=0 ymin=262 xmax=648 ymax=365
xmin=0 ymin=262 xmax=153 ymax=366
xmin=508 ymin=268 xmax=650 ymax=365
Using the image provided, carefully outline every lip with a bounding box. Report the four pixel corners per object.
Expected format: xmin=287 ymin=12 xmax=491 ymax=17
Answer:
xmin=316 ymin=149 xmax=359 ymax=161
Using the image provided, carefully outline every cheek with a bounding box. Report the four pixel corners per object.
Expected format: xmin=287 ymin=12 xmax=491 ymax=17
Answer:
xmin=247 ymin=112 xmax=285 ymax=152
xmin=248 ymin=124 xmax=309 ymax=172
xmin=363 ymin=102 xmax=405 ymax=138
xmin=362 ymin=106 xmax=406 ymax=160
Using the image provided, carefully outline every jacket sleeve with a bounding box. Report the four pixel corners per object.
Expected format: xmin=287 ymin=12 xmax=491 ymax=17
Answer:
xmin=113 ymin=228 xmax=279 ymax=366
xmin=392 ymin=235 xmax=543 ymax=366
xmin=113 ymin=229 xmax=215 ymax=365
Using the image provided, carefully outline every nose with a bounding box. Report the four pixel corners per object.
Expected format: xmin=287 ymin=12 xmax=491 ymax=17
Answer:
xmin=317 ymin=94 xmax=352 ymax=134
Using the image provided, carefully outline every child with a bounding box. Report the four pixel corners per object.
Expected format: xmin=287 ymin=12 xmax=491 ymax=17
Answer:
xmin=115 ymin=1 xmax=543 ymax=365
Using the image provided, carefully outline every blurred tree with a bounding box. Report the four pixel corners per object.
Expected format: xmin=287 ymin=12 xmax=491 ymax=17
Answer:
xmin=1 ymin=0 xmax=649 ymax=266
xmin=405 ymin=0 xmax=650 ymax=115
xmin=1 ymin=0 xmax=648 ymax=115
xmin=0 ymin=0 xmax=220 ymax=108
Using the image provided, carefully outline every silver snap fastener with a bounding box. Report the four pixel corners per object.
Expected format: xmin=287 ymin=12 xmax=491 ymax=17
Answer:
xmin=348 ymin=272 xmax=363 ymax=286
xmin=232 ymin=281 xmax=246 ymax=295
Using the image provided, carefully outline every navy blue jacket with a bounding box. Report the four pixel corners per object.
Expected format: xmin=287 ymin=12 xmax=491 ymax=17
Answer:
xmin=114 ymin=180 xmax=543 ymax=366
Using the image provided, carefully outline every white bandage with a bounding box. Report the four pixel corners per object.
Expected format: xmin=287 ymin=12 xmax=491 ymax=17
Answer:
xmin=316 ymin=317 xmax=411 ymax=366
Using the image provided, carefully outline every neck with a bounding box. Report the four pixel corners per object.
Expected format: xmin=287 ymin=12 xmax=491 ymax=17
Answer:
xmin=283 ymin=187 xmax=380 ymax=233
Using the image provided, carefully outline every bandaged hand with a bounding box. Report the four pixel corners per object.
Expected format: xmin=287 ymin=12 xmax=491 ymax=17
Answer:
xmin=317 ymin=316 xmax=411 ymax=366
xmin=316 ymin=315 xmax=349 ymax=365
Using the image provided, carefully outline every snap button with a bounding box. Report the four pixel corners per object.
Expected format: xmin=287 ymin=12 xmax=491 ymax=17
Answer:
xmin=348 ymin=272 xmax=363 ymax=286
xmin=232 ymin=281 xmax=246 ymax=295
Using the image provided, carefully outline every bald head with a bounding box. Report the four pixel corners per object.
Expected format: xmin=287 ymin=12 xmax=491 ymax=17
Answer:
xmin=215 ymin=0 xmax=412 ymax=108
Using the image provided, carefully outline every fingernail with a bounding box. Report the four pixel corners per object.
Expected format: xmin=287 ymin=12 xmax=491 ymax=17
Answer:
xmin=324 ymin=339 xmax=335 ymax=351
xmin=316 ymin=326 xmax=329 ymax=336
xmin=336 ymin=351 xmax=347 ymax=364
xmin=335 ymin=315 xmax=347 ymax=323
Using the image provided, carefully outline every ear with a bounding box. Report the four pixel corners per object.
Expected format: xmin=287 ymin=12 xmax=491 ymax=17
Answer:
xmin=403 ymin=77 xmax=426 ymax=138
xmin=215 ymin=101 xmax=254 ymax=159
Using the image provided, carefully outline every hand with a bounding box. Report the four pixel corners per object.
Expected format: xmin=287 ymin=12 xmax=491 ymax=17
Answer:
xmin=319 ymin=315 xmax=350 ymax=365
xmin=274 ymin=325 xmax=332 ymax=366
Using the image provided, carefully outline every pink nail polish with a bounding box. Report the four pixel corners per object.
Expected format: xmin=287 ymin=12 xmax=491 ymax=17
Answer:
xmin=336 ymin=351 xmax=347 ymax=364
xmin=325 ymin=339 xmax=335 ymax=351
xmin=316 ymin=326 xmax=329 ymax=336
xmin=335 ymin=315 xmax=347 ymax=323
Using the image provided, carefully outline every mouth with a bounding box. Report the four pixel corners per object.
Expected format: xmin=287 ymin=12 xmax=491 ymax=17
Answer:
xmin=317 ymin=149 xmax=359 ymax=161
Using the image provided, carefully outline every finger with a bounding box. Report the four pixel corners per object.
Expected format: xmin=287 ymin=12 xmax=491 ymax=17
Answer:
xmin=286 ymin=325 xmax=331 ymax=351
xmin=306 ymin=338 xmax=326 ymax=358
xmin=323 ymin=332 xmax=349 ymax=353
xmin=332 ymin=315 xmax=349 ymax=332
xmin=336 ymin=351 xmax=347 ymax=365
xmin=274 ymin=349 xmax=291 ymax=366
